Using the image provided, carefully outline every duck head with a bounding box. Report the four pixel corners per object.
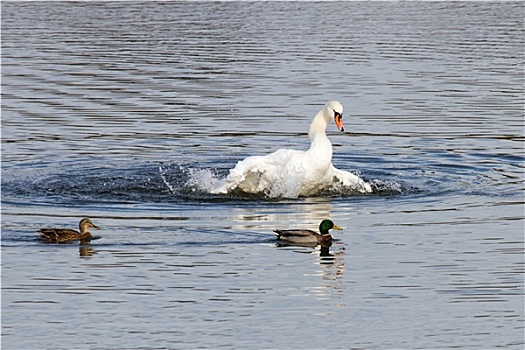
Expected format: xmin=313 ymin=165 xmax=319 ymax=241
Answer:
xmin=79 ymin=218 xmax=100 ymax=232
xmin=319 ymin=219 xmax=343 ymax=235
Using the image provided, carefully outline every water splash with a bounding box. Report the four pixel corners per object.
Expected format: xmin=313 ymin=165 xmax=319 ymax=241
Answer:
xmin=369 ymin=179 xmax=408 ymax=195
xmin=160 ymin=164 xmax=223 ymax=195
xmin=159 ymin=163 xmax=407 ymax=199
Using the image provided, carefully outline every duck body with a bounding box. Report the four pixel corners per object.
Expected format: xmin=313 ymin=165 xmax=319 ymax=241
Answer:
xmin=38 ymin=218 xmax=100 ymax=243
xmin=211 ymin=101 xmax=371 ymax=197
xmin=274 ymin=219 xmax=343 ymax=245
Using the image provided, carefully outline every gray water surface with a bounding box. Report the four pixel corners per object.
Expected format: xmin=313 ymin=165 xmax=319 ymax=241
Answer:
xmin=2 ymin=2 xmax=524 ymax=349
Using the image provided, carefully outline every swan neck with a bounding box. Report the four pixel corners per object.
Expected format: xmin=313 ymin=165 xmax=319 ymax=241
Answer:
xmin=308 ymin=110 xmax=330 ymax=141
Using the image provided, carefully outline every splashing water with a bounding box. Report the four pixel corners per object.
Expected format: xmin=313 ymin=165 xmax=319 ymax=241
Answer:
xmin=185 ymin=168 xmax=224 ymax=193
xmin=159 ymin=163 xmax=406 ymax=199
xmin=159 ymin=164 xmax=223 ymax=195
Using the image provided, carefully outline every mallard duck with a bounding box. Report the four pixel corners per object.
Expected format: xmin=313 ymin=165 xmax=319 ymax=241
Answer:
xmin=38 ymin=218 xmax=100 ymax=243
xmin=273 ymin=219 xmax=343 ymax=245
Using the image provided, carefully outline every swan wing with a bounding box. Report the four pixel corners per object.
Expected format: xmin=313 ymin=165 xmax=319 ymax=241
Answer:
xmin=212 ymin=149 xmax=305 ymax=194
xmin=329 ymin=164 xmax=372 ymax=193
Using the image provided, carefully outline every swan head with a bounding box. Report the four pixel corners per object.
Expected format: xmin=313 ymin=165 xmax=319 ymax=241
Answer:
xmin=325 ymin=101 xmax=344 ymax=132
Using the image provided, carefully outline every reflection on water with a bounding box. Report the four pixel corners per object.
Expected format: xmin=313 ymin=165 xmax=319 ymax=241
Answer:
xmin=79 ymin=244 xmax=97 ymax=258
xmin=2 ymin=1 xmax=523 ymax=349
xmin=231 ymin=198 xmax=335 ymax=231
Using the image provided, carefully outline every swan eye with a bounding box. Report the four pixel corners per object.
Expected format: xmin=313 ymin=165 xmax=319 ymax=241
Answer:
xmin=333 ymin=109 xmax=341 ymax=118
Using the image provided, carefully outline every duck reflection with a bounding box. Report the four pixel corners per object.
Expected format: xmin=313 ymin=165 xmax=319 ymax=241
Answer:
xmin=274 ymin=241 xmax=346 ymax=281
xmin=319 ymin=244 xmax=334 ymax=260
xmin=79 ymin=241 xmax=97 ymax=258
xmin=319 ymin=242 xmax=346 ymax=278
xmin=274 ymin=241 xmax=337 ymax=262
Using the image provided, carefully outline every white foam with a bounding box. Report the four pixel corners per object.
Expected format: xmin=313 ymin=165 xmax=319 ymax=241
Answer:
xmin=185 ymin=168 xmax=223 ymax=193
xmin=158 ymin=164 xmax=401 ymax=199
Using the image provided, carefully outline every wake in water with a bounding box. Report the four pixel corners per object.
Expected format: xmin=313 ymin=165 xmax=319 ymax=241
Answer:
xmin=1 ymin=162 xmax=406 ymax=204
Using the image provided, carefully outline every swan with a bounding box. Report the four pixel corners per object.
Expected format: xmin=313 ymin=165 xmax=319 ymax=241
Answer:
xmin=211 ymin=101 xmax=372 ymax=197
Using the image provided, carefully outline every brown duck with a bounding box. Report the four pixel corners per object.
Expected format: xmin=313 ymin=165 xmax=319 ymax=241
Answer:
xmin=38 ymin=218 xmax=100 ymax=243
xmin=273 ymin=219 xmax=342 ymax=245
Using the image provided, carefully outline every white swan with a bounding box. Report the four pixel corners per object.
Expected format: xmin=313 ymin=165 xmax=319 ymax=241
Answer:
xmin=212 ymin=101 xmax=372 ymax=197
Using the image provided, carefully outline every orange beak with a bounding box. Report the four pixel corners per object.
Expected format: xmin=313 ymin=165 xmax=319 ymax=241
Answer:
xmin=334 ymin=115 xmax=345 ymax=132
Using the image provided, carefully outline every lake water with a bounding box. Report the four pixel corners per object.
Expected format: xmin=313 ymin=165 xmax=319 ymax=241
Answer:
xmin=2 ymin=2 xmax=524 ymax=349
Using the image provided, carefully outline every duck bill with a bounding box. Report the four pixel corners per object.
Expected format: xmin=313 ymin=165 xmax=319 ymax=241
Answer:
xmin=93 ymin=225 xmax=101 ymax=230
xmin=332 ymin=224 xmax=343 ymax=231
xmin=334 ymin=115 xmax=345 ymax=132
